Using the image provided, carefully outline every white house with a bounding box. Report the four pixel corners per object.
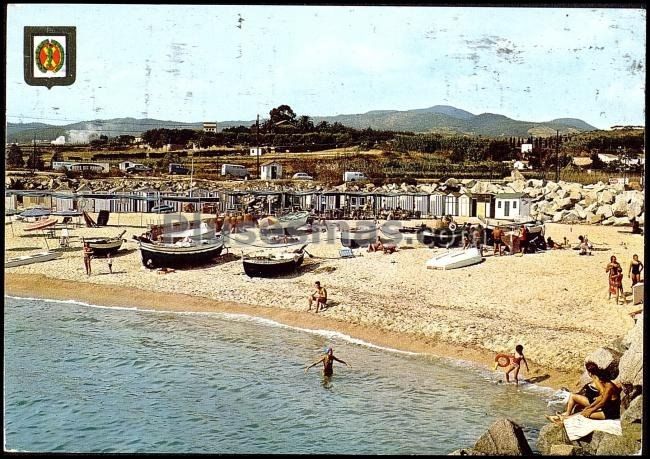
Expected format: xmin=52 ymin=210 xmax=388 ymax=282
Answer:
xmin=203 ymin=122 xmax=217 ymax=133
xmin=119 ymin=161 xmax=143 ymax=171
xmin=597 ymin=153 xmax=620 ymax=164
xmin=521 ymin=143 xmax=533 ymax=154
xmin=513 ymin=160 xmax=532 ymax=170
xmin=250 ymin=147 xmax=264 ymax=156
xmin=260 ymin=161 xmax=282 ymax=180
xmin=494 ymin=193 xmax=532 ymax=220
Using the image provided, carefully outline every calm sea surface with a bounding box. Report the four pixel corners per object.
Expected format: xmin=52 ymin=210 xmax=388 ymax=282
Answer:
xmin=4 ymin=295 xmax=553 ymax=453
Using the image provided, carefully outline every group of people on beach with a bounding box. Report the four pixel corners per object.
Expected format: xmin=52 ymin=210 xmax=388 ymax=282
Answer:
xmin=605 ymin=254 xmax=643 ymax=305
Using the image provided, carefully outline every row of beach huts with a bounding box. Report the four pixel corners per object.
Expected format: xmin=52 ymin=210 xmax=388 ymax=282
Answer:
xmin=5 ymin=188 xmax=533 ymax=221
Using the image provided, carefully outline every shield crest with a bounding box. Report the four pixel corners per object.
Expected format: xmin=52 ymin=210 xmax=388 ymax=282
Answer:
xmin=24 ymin=26 xmax=76 ymax=88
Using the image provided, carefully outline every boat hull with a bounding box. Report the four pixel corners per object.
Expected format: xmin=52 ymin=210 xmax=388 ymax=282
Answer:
xmin=138 ymin=240 xmax=224 ymax=268
xmin=340 ymin=226 xmax=377 ymax=248
xmin=417 ymin=227 xmax=465 ymax=248
xmin=259 ymin=212 xmax=310 ymax=236
xmin=426 ymin=248 xmax=482 ymax=270
xmin=243 ymin=253 xmax=304 ymax=278
xmin=5 ymin=251 xmax=62 ymax=268
xmin=84 ymin=239 xmax=123 ymax=256
xmin=24 ymin=218 xmax=57 ymax=231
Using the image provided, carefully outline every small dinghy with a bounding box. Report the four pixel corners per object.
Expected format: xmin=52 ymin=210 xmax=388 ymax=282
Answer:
xmin=5 ymin=251 xmax=63 ymax=268
xmin=426 ymin=247 xmax=482 ymax=270
xmin=243 ymin=244 xmax=307 ymax=278
xmin=24 ymin=217 xmax=58 ymax=231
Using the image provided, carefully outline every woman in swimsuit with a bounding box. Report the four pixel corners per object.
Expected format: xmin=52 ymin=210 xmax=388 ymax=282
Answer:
xmin=504 ymin=344 xmax=529 ymax=385
xmin=606 ymin=256 xmax=625 ymax=304
xmin=548 ymin=361 xmax=621 ymax=423
xmin=83 ymin=242 xmax=94 ymax=276
xmin=628 ymin=254 xmax=643 ymax=287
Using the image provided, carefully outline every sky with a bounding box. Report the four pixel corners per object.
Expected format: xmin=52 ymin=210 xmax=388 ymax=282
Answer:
xmin=5 ymin=4 xmax=646 ymax=129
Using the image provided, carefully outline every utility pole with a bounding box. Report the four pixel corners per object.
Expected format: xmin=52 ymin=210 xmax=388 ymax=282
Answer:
xmin=256 ymin=114 xmax=260 ymax=180
xmin=555 ymin=130 xmax=560 ymax=182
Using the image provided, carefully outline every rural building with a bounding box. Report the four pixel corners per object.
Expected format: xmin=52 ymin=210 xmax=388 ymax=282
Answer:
xmin=250 ymin=147 xmax=264 ymax=156
xmin=520 ymin=143 xmax=533 ymax=154
xmin=429 ymin=192 xmax=445 ymax=217
xmin=494 ymin=193 xmax=531 ymax=220
xmin=52 ymin=161 xmax=110 ymax=173
xmin=457 ymin=192 xmax=472 ymax=217
xmin=260 ymin=161 xmax=282 ymax=180
xmin=444 ymin=192 xmax=460 ymax=216
xmin=597 ymin=153 xmax=620 ymax=164
xmin=203 ymin=122 xmax=217 ymax=133
xmin=468 ymin=193 xmax=495 ymax=219
xmin=513 ymin=160 xmax=532 ymax=170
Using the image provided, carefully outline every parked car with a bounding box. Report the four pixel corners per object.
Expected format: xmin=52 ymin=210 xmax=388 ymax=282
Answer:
xmin=126 ymin=164 xmax=152 ymax=173
xmin=151 ymin=204 xmax=175 ymax=214
xmin=168 ymin=163 xmax=190 ymax=175
xmin=292 ymin=172 xmax=313 ymax=180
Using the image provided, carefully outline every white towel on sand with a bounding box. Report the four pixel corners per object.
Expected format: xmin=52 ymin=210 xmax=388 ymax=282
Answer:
xmin=563 ymin=414 xmax=622 ymax=441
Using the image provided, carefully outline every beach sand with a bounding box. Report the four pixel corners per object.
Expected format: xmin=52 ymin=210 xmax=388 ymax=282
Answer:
xmin=4 ymin=214 xmax=644 ymax=390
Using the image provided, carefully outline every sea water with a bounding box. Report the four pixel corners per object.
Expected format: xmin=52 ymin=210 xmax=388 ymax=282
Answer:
xmin=4 ymin=295 xmax=552 ymax=454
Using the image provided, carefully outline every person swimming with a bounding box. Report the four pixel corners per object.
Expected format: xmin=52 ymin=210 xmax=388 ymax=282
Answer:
xmin=304 ymin=347 xmax=350 ymax=377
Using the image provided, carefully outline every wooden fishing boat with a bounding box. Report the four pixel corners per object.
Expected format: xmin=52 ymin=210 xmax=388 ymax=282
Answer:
xmin=242 ymin=244 xmax=307 ymax=278
xmin=340 ymin=224 xmax=378 ymax=248
xmin=426 ymin=247 xmax=482 ymax=270
xmin=82 ymin=230 xmax=127 ymax=256
xmin=5 ymin=251 xmax=62 ymax=268
xmin=133 ymin=234 xmax=225 ymax=269
xmin=258 ymin=211 xmax=310 ymax=236
xmin=160 ymin=222 xmax=216 ymax=243
xmin=416 ymin=223 xmax=465 ymax=248
xmin=24 ymin=217 xmax=58 ymax=231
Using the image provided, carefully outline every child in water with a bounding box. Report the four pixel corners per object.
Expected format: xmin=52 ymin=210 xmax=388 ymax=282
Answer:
xmin=505 ymin=345 xmax=529 ymax=385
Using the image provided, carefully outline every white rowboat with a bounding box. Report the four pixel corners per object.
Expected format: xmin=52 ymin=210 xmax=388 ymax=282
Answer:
xmin=426 ymin=247 xmax=482 ymax=270
xmin=5 ymin=251 xmax=63 ymax=268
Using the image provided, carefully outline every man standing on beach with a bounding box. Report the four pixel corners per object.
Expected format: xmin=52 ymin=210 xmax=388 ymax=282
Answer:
xmin=304 ymin=347 xmax=350 ymax=377
xmin=308 ymin=281 xmax=328 ymax=313
xmin=492 ymin=226 xmax=504 ymax=256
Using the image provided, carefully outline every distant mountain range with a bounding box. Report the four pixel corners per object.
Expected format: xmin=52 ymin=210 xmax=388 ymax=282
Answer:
xmin=6 ymin=105 xmax=599 ymax=143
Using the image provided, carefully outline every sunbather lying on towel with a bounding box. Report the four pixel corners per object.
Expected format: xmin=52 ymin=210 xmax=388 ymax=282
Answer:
xmin=546 ymin=361 xmax=620 ymax=424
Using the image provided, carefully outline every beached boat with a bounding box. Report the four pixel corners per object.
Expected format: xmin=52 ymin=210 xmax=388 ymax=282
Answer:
xmin=5 ymin=251 xmax=63 ymax=268
xmin=340 ymin=224 xmax=378 ymax=248
xmin=483 ymin=220 xmax=545 ymax=251
xmin=242 ymin=244 xmax=307 ymax=278
xmin=83 ymin=230 xmax=127 ymax=256
xmin=426 ymin=247 xmax=482 ymax=270
xmin=417 ymin=224 xmax=465 ymax=248
xmin=258 ymin=211 xmax=310 ymax=236
xmin=133 ymin=234 xmax=225 ymax=269
xmin=160 ymin=222 xmax=216 ymax=243
xmin=23 ymin=217 xmax=58 ymax=232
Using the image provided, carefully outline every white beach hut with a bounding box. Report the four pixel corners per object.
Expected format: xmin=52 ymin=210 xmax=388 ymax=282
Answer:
xmin=494 ymin=193 xmax=532 ymax=220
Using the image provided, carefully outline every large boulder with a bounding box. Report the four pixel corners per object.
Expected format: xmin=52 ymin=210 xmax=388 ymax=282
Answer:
xmin=562 ymin=211 xmax=582 ymax=224
xmin=612 ymin=194 xmax=629 ymax=217
xmin=598 ymin=190 xmax=615 ymax=204
xmin=583 ymin=191 xmax=599 ymax=206
xmin=578 ymin=346 xmax=622 ymax=386
xmin=472 ymin=418 xmax=533 ymax=456
xmin=527 ymin=178 xmax=544 ymax=188
xmin=553 ymin=211 xmax=568 ymax=223
xmin=596 ymin=204 xmax=613 ymax=219
xmin=586 ymin=212 xmax=603 ymax=224
xmin=536 ymin=422 xmax=571 ymax=455
xmin=544 ymin=181 xmax=560 ymax=195
xmin=555 ymin=197 xmax=574 ymax=210
xmin=612 ymin=216 xmax=631 ymax=226
xmin=626 ymin=198 xmax=644 ymax=219
xmin=510 ymin=180 xmax=526 ymax=193
xmin=556 ymin=188 xmax=569 ymax=199
xmin=594 ymin=424 xmax=642 ymax=455
xmin=549 ymin=444 xmax=582 ymax=455
xmin=621 ymin=394 xmax=643 ymax=425
xmin=573 ymin=203 xmax=586 ymax=219
xmin=618 ymin=318 xmax=643 ymax=387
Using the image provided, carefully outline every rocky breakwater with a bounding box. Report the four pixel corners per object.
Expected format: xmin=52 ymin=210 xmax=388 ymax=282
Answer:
xmin=6 ymin=173 xmax=645 ymax=228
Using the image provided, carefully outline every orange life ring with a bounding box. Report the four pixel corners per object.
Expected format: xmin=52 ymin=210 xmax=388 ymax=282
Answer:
xmin=494 ymin=353 xmax=511 ymax=368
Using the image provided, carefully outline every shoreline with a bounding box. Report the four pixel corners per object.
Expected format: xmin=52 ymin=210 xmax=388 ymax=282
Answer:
xmin=5 ymin=273 xmax=581 ymax=390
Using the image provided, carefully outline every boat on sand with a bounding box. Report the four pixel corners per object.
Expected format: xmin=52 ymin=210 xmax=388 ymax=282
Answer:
xmin=5 ymin=251 xmax=63 ymax=268
xmin=426 ymin=247 xmax=482 ymax=270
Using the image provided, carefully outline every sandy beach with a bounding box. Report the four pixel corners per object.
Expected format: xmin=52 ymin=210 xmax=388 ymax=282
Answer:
xmin=4 ymin=213 xmax=644 ymax=390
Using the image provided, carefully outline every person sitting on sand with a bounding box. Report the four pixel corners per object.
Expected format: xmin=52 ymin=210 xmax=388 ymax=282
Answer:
xmin=308 ymin=281 xmax=328 ymax=313
xmin=547 ymin=361 xmax=621 ymax=423
xmin=606 ymin=256 xmax=625 ymax=304
xmin=368 ymin=236 xmax=384 ymax=252
xmin=304 ymin=347 xmax=350 ymax=377
xmin=492 ymin=226 xmax=504 ymax=256
xmin=546 ymin=237 xmax=563 ymax=250
xmin=628 ymin=254 xmax=643 ymax=287
xmin=504 ymin=344 xmax=529 ymax=385
xmin=578 ymin=235 xmax=592 ymax=256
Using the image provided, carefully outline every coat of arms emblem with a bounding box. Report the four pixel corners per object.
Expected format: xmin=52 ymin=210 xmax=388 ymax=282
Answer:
xmin=24 ymin=26 xmax=76 ymax=88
